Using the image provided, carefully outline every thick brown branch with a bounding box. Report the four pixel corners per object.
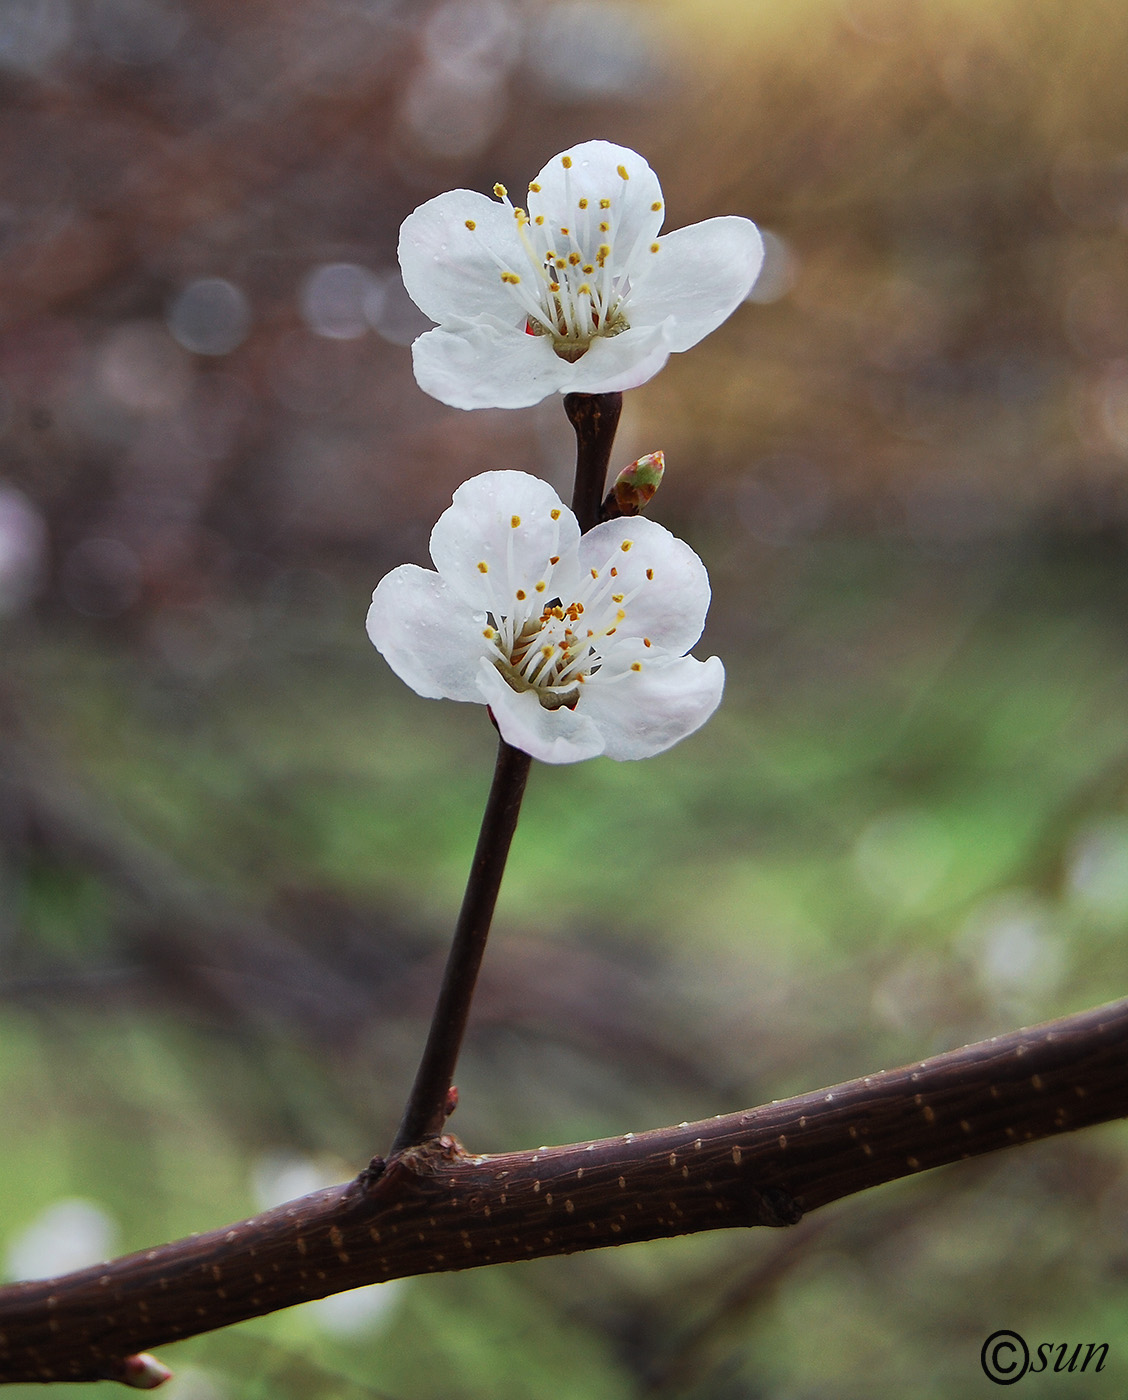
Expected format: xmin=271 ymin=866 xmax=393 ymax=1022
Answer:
xmin=3 ymin=996 xmax=1127 ymax=1385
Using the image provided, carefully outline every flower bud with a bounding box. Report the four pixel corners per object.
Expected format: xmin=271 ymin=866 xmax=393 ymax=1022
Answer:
xmin=603 ymin=451 xmax=665 ymax=520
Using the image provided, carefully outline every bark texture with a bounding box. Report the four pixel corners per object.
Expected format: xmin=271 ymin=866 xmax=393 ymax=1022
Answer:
xmin=2 ymin=996 xmax=1126 ymax=1385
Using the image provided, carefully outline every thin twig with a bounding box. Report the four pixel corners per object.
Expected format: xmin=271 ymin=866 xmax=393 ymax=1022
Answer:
xmin=390 ymin=392 xmax=623 ymax=1152
xmin=389 ymin=737 xmax=532 ymax=1152
xmin=565 ymin=391 xmax=623 ymax=533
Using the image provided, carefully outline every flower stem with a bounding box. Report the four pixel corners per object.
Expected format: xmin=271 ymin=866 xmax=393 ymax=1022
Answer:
xmin=390 ymin=738 xmax=532 ymax=1153
xmin=565 ymin=392 xmax=624 ymax=533
xmin=390 ymin=393 xmax=622 ymax=1154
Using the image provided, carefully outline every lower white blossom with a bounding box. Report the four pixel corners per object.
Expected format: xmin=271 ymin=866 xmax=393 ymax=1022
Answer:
xmin=398 ymin=140 xmax=764 ymax=410
xmin=367 ymin=471 xmax=724 ymax=764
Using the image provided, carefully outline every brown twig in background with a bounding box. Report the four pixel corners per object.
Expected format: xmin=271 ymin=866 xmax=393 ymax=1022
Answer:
xmin=1 ymin=995 xmax=1126 ymax=1385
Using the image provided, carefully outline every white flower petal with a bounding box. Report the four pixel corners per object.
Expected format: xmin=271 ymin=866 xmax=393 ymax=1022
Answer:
xmin=580 ymin=653 xmax=725 ymax=760
xmin=632 ymin=216 xmax=764 ymax=352
xmin=366 ymin=565 xmax=485 ymax=700
xmin=634 ymin=217 xmax=764 ymax=350
xmin=477 ymin=660 xmax=606 ymax=763
xmin=548 ymin=322 xmax=676 ymax=396
xmin=413 ymin=318 xmax=678 ymax=408
xmin=530 ymin=140 xmax=664 ymax=256
xmin=578 ymin=516 xmax=712 ymax=654
xmin=411 ymin=321 xmax=573 ymax=410
xmin=429 ymin=471 xmax=582 ymax=605
xmin=398 ymin=190 xmax=525 ymax=327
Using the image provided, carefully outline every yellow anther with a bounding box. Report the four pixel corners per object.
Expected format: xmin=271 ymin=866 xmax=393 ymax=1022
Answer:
xmin=578 ymin=197 xmax=588 ymax=209
xmin=651 ymin=201 xmax=662 ymax=211
xmin=511 ymin=515 xmax=521 ymax=527
xmin=560 ymin=226 xmax=570 ymax=236
xmin=598 ymin=243 xmax=611 ymax=259
xmin=500 ymin=271 xmax=521 ymax=284
xmin=562 ymin=155 xmax=573 ymax=169
xmin=650 ymin=243 xmax=660 ymax=253
xmin=516 ymin=589 xmax=526 ymax=600
xmin=483 ymin=627 xmax=495 ymax=638
xmin=599 ymin=198 xmax=611 ymax=209
xmin=535 ymin=215 xmax=545 ymax=225
xmin=535 ymin=581 xmax=546 ymax=592
xmin=465 ymin=219 xmax=477 ymax=230
xmin=612 ymin=593 xmax=624 ymax=603
xmin=583 ymin=264 xmax=594 ymax=274
xmin=616 ymin=609 xmax=626 ymax=622
xmin=645 ymin=568 xmax=654 ymax=580
xmin=555 ymin=259 xmax=566 ymax=269
xmin=549 ymin=281 xmax=560 ymax=292
xmin=590 ymin=568 xmax=599 ymax=578
xmin=550 ymin=509 xmax=561 ymax=520
xmin=494 ymin=182 xmax=507 ymax=198
xmin=643 ymin=637 xmax=652 ymax=647
xmin=577 ymin=284 xmax=592 ymax=296
xmin=568 ymin=251 xmax=581 ymax=265
xmin=610 ymin=567 xmax=618 ymax=577
xmin=617 ymin=164 xmax=629 ymax=179
xmin=529 ymin=181 xmax=542 ymax=192
xmin=620 ymin=540 xmax=633 ymax=552
xmin=630 ymin=662 xmax=642 ymax=671
xmin=477 ymin=561 xmax=489 ymax=573
xmin=549 ymin=554 xmax=560 ymax=564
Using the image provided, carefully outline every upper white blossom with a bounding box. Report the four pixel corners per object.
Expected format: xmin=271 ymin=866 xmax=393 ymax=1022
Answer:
xmin=398 ymin=140 xmax=764 ymax=410
xmin=367 ymin=471 xmax=724 ymax=764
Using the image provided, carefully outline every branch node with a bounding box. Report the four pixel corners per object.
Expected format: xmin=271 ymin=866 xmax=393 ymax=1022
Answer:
xmin=107 ymin=1354 xmax=172 ymax=1390
xmin=757 ymin=1186 xmax=804 ymax=1228
xmin=358 ymin=1155 xmax=386 ymax=1189
xmin=393 ymin=1133 xmax=467 ymax=1177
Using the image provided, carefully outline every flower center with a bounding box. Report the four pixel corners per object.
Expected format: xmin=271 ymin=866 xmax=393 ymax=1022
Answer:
xmin=477 ymin=513 xmax=651 ymax=710
xmin=493 ymin=599 xmax=594 ymax=710
xmin=466 ymin=155 xmax=663 ymax=363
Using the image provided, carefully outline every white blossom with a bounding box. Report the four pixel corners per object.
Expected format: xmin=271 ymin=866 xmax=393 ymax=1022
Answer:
xmin=398 ymin=140 xmax=764 ymax=409
xmin=367 ymin=471 xmax=724 ymax=764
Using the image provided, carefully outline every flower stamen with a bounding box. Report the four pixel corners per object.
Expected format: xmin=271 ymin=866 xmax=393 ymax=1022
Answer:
xmin=474 ymin=504 xmax=661 ymax=712
xmin=475 ymin=160 xmax=650 ymax=362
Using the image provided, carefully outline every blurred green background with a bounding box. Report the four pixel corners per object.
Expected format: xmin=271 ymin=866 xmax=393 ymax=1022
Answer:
xmin=3 ymin=0 xmax=1128 ymax=1395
